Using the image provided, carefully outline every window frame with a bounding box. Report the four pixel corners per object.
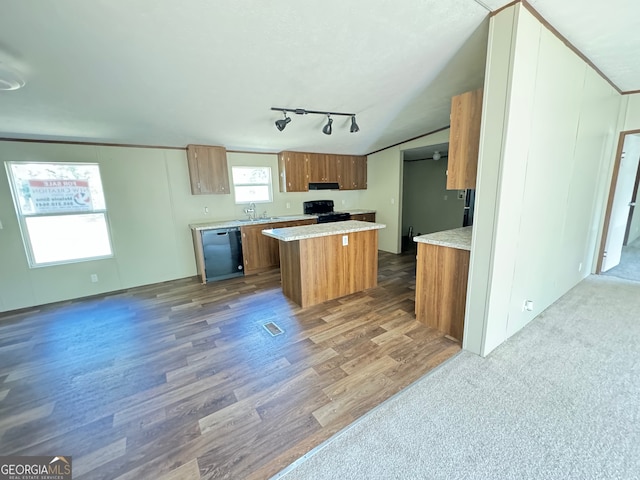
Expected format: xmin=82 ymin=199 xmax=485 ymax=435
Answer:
xmin=231 ymin=166 xmax=273 ymax=204
xmin=5 ymin=161 xmax=114 ymax=268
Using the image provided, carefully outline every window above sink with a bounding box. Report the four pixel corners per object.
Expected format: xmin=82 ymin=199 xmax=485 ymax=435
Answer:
xmin=232 ymin=166 xmax=272 ymax=204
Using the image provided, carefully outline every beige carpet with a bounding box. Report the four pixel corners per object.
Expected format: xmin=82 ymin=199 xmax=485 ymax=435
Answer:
xmin=273 ymin=274 xmax=640 ymax=479
xmin=603 ymin=237 xmax=640 ymax=282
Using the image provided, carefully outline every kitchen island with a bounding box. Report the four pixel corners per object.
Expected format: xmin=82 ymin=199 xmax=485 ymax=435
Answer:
xmin=414 ymin=226 xmax=472 ymax=342
xmin=263 ymin=220 xmax=385 ymax=307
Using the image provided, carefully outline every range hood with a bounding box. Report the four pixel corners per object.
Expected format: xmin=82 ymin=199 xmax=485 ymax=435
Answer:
xmin=308 ymin=182 xmax=340 ymax=190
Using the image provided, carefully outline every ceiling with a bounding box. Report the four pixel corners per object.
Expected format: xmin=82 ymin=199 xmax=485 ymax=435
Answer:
xmin=403 ymin=143 xmax=449 ymax=162
xmin=0 ymin=0 xmax=638 ymax=155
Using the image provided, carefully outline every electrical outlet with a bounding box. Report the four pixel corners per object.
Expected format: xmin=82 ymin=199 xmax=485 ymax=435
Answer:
xmin=523 ymin=300 xmax=533 ymax=312
xmin=91 ymin=274 xmax=98 ymax=283
xmin=341 ymin=199 xmax=346 ymax=205
xmin=286 ymin=202 xmax=290 ymax=209
xmin=390 ymin=198 xmax=395 ymax=205
xmin=204 ymin=206 xmax=209 ymax=215
xmin=342 ymin=235 xmax=348 ymax=246
xmin=578 ymin=262 xmax=583 ymax=272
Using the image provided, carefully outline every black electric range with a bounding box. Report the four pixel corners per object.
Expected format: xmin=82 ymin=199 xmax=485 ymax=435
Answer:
xmin=303 ymin=200 xmax=351 ymax=223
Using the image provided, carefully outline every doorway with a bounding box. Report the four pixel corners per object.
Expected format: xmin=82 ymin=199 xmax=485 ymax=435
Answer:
xmin=400 ymin=142 xmax=466 ymax=252
xmin=598 ymin=130 xmax=640 ymax=281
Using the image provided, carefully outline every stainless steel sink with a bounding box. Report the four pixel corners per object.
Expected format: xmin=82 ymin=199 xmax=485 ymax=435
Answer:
xmin=236 ymin=217 xmax=280 ymax=222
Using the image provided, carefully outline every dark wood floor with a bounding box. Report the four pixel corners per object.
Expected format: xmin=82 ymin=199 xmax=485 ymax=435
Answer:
xmin=0 ymin=251 xmax=460 ymax=479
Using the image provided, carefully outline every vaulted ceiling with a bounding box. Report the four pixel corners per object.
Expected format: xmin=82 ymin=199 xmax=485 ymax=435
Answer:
xmin=0 ymin=0 xmax=638 ymax=155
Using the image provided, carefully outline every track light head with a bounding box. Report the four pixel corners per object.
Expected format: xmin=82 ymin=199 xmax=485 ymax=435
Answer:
xmin=350 ymin=115 xmax=360 ymax=133
xmin=432 ymin=151 xmax=441 ymax=161
xmin=275 ymin=113 xmax=291 ymax=131
xmin=322 ymin=115 xmax=333 ymax=135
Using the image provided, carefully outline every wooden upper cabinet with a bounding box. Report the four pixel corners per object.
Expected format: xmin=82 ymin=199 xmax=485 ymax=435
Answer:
xmin=447 ymin=88 xmax=483 ymax=190
xmin=353 ymin=156 xmax=367 ymax=189
xmin=278 ymin=151 xmax=310 ymax=192
xmin=341 ymin=155 xmax=367 ymax=190
xmin=310 ymin=154 xmax=340 ymax=183
xmin=186 ymin=145 xmax=230 ymax=195
xmin=279 ymin=151 xmax=367 ymax=191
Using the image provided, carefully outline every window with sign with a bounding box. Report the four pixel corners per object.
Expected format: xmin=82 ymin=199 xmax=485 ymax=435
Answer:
xmin=5 ymin=162 xmax=113 ymax=267
xmin=232 ymin=166 xmax=273 ymax=204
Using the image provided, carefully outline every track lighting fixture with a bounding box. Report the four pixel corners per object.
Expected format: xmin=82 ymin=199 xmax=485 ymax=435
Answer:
xmin=271 ymin=107 xmax=360 ymax=134
xmin=350 ymin=115 xmax=359 ymax=133
xmin=432 ymin=151 xmax=441 ymax=161
xmin=275 ymin=112 xmax=291 ymax=131
xmin=322 ymin=115 xmax=333 ymax=135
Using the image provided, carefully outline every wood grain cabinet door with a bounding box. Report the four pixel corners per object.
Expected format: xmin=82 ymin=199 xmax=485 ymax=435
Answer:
xmin=242 ymin=219 xmax=317 ymax=275
xmin=447 ymin=88 xmax=482 ymax=190
xmin=278 ymin=151 xmax=310 ymax=192
xmin=353 ymin=156 xmax=367 ymax=189
xmin=325 ymin=154 xmax=340 ymax=183
xmin=350 ymin=213 xmax=376 ymax=222
xmin=337 ymin=155 xmax=365 ymax=190
xmin=186 ymin=145 xmax=230 ymax=195
xmin=241 ymin=225 xmax=280 ymax=274
xmin=309 ymin=154 xmax=340 ymax=183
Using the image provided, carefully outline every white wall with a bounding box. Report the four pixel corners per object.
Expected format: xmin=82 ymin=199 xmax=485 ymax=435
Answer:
xmin=625 ymin=93 xmax=640 ymax=130
xmin=0 ymin=141 xmax=364 ymax=312
xmin=466 ymin=4 xmax=622 ymax=356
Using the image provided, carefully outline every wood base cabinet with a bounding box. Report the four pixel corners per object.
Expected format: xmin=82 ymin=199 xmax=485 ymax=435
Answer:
xmin=279 ymin=230 xmax=378 ymax=307
xmin=241 ymin=219 xmax=316 ymax=275
xmin=350 ymin=213 xmax=376 ymax=222
xmin=415 ymin=243 xmax=470 ymax=342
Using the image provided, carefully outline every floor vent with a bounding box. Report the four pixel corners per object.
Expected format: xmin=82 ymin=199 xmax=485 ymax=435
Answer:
xmin=263 ymin=321 xmax=284 ymax=336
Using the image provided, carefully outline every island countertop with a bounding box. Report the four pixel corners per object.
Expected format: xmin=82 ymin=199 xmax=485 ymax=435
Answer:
xmin=263 ymin=220 xmax=385 ymax=242
xmin=414 ymin=226 xmax=472 ymax=251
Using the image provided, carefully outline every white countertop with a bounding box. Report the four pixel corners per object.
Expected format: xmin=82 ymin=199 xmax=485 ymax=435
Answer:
xmin=190 ymin=214 xmax=316 ymax=231
xmin=263 ymin=220 xmax=385 ymax=242
xmin=337 ymin=209 xmax=376 ymax=215
xmin=414 ymin=226 xmax=472 ymax=251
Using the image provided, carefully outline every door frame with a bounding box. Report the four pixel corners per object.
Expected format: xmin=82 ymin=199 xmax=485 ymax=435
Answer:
xmin=596 ymin=128 xmax=640 ymax=273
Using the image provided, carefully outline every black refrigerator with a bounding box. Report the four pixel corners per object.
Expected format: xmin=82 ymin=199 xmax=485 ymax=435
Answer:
xmin=463 ymin=189 xmax=475 ymax=227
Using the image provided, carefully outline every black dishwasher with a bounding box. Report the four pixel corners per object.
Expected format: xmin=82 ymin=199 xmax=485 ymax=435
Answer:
xmin=201 ymin=227 xmax=244 ymax=282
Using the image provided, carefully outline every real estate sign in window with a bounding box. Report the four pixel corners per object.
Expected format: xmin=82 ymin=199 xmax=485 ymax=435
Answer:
xmin=5 ymin=162 xmax=113 ymax=267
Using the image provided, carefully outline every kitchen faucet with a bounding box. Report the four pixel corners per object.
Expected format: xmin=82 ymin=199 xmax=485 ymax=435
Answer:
xmin=244 ymin=202 xmax=257 ymax=220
